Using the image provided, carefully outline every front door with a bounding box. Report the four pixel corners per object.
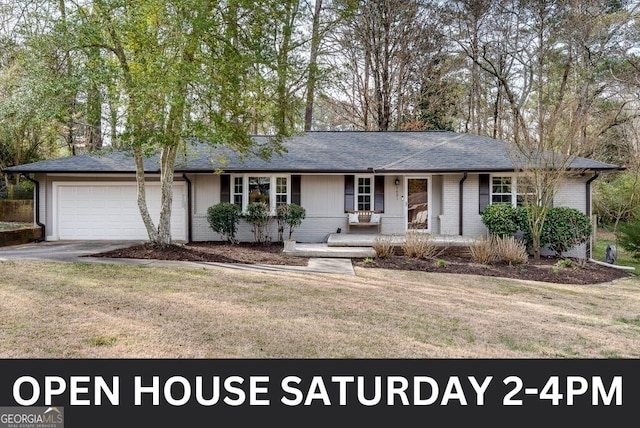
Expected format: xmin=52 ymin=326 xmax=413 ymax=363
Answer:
xmin=407 ymin=178 xmax=429 ymax=231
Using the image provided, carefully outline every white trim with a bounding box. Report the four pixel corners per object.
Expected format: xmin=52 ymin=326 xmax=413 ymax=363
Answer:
xmin=490 ymin=174 xmax=514 ymax=205
xmin=233 ymin=173 xmax=291 ymax=213
xmin=51 ymin=181 xmax=187 ymax=241
xmin=489 ymin=173 xmax=533 ymax=207
xmin=274 ymin=176 xmax=290 ymax=207
xmin=46 ymin=173 xmax=161 ymax=178
xmin=354 ymin=174 xmax=374 ymax=211
xmin=231 ymin=174 xmax=244 ymax=208
xmin=404 ymin=176 xmax=432 ymax=233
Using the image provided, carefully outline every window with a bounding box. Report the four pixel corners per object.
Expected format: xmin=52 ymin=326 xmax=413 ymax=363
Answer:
xmin=231 ymin=174 xmax=290 ymax=212
xmin=249 ymin=176 xmax=271 ymax=206
xmin=515 ymin=176 xmax=535 ymax=206
xmin=491 ymin=175 xmax=537 ymax=207
xmin=356 ymin=176 xmax=372 ymax=210
xmin=276 ymin=177 xmax=288 ymax=207
xmin=491 ymin=176 xmax=513 ymax=204
xmin=232 ymin=176 xmax=243 ymax=208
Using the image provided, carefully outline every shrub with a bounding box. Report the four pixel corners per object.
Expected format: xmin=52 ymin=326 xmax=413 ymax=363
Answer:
xmin=276 ymin=203 xmax=307 ymax=241
xmin=480 ymin=204 xmax=519 ymax=237
xmin=514 ymin=205 xmax=531 ymax=239
xmin=494 ymin=236 xmax=528 ymax=265
xmin=616 ymin=221 xmax=640 ymax=260
xmin=373 ymin=235 xmax=396 ymax=259
xmin=514 ymin=204 xmax=542 ymax=252
xmin=403 ymin=231 xmax=440 ymax=259
xmin=206 ymin=202 xmax=241 ymax=244
xmin=514 ymin=205 xmax=591 ymax=258
xmin=244 ymin=202 xmax=272 ymax=244
xmin=541 ymin=207 xmax=592 ymax=257
xmin=469 ymin=235 xmax=496 ymax=264
xmin=470 ymin=235 xmax=528 ymax=265
xmin=555 ymin=258 xmax=574 ymax=268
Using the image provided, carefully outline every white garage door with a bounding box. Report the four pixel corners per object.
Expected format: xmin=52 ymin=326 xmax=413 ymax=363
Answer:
xmin=54 ymin=182 xmax=187 ymax=241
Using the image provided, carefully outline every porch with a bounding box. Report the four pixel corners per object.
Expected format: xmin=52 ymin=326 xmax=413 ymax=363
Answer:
xmin=283 ymin=233 xmax=477 ymax=258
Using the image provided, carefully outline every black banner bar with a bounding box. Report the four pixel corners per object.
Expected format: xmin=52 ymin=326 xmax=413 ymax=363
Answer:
xmin=0 ymin=359 xmax=636 ymax=427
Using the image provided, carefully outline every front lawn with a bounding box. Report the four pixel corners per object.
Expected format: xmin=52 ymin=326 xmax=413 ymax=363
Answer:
xmin=592 ymin=231 xmax=640 ymax=273
xmin=0 ymin=260 xmax=638 ymax=358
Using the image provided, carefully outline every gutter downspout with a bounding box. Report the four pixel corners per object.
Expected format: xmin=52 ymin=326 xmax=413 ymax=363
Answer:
xmin=182 ymin=173 xmax=192 ymax=243
xmin=459 ymin=172 xmax=468 ymax=236
xmin=585 ymin=171 xmax=600 ymax=260
xmin=21 ymin=174 xmax=45 ymax=242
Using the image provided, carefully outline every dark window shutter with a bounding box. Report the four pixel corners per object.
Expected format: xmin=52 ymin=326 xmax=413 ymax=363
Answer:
xmin=374 ymin=175 xmax=385 ymax=212
xmin=220 ymin=174 xmax=230 ymax=203
xmin=479 ymin=174 xmax=490 ymax=213
xmin=344 ymin=175 xmax=354 ymax=212
xmin=291 ymin=175 xmax=301 ymax=206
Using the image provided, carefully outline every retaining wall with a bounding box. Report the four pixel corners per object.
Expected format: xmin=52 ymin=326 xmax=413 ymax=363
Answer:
xmin=0 ymin=227 xmax=42 ymax=247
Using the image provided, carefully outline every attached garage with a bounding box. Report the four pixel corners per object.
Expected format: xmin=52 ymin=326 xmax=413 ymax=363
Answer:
xmin=52 ymin=182 xmax=187 ymax=241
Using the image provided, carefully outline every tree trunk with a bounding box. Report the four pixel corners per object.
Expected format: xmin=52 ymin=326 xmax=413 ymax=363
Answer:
xmin=157 ymin=145 xmax=177 ymax=246
xmin=304 ymin=0 xmax=323 ymax=131
xmin=133 ymin=146 xmax=160 ymax=244
xmin=86 ymin=78 xmax=102 ymax=151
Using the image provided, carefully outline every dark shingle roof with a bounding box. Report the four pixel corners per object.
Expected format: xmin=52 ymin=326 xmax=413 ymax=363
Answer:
xmin=3 ymin=131 xmax=620 ymax=174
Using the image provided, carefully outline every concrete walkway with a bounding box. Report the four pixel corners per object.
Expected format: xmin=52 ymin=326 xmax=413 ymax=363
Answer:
xmin=80 ymin=256 xmax=356 ymax=275
xmin=0 ymin=241 xmax=356 ymax=275
xmin=285 ymin=243 xmax=376 ymax=258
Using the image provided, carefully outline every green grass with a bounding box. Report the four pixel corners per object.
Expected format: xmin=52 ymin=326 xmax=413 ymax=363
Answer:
xmin=86 ymin=336 xmax=118 ymax=347
xmin=592 ymin=234 xmax=640 ymax=274
xmin=498 ymin=335 xmax=537 ymax=352
xmin=0 ymin=221 xmax=34 ymax=231
xmin=616 ymin=317 xmax=640 ymax=327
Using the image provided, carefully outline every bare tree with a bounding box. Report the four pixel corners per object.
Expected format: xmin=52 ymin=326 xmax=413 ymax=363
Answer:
xmin=455 ymin=0 xmax=638 ymax=259
xmin=326 ymin=0 xmax=444 ymax=130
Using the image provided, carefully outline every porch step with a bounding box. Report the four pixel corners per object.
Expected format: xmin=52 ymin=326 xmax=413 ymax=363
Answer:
xmin=284 ymin=243 xmax=376 ymax=258
xmin=285 ymin=234 xmax=476 ymax=258
xmin=327 ymin=233 xmax=392 ymax=247
xmin=326 ymin=233 xmax=475 ymax=247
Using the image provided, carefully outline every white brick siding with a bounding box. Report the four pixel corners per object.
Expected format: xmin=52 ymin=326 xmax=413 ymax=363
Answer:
xmin=461 ymin=174 xmax=486 ymax=238
xmin=439 ymin=174 xmax=461 ymax=235
xmin=192 ymin=174 xmax=218 ymax=216
xmin=554 ymin=176 xmax=587 ymax=211
xmin=552 ymin=176 xmax=589 ymax=259
xmin=190 ymin=172 xmax=495 ymax=243
xmin=35 ymin=171 xmax=592 ymax=255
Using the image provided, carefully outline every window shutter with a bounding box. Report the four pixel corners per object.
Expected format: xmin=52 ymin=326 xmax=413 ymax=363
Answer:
xmin=479 ymin=174 xmax=490 ymax=213
xmin=220 ymin=174 xmax=230 ymax=203
xmin=344 ymin=175 xmax=354 ymax=212
xmin=374 ymin=175 xmax=385 ymax=212
xmin=291 ymin=175 xmax=301 ymax=206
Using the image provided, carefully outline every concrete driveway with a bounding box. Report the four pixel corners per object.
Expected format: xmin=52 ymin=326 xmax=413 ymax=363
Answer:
xmin=0 ymin=240 xmax=141 ymax=262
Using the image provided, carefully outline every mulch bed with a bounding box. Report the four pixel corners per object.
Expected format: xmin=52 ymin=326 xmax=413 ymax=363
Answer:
xmin=88 ymin=241 xmax=633 ymax=285
xmin=353 ymin=255 xmax=633 ymax=285
xmin=88 ymin=241 xmax=309 ymax=266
